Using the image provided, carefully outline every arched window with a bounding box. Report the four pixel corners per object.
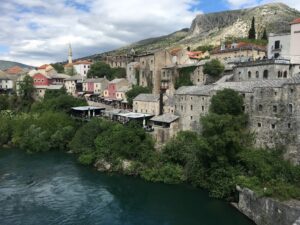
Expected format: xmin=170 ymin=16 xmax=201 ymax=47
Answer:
xmin=256 ymin=71 xmax=259 ymax=78
xmin=278 ymin=71 xmax=282 ymax=78
xmin=258 ymin=104 xmax=263 ymax=111
xmin=263 ymin=70 xmax=268 ymax=79
xmin=248 ymin=71 xmax=252 ymax=78
xmin=283 ymin=71 xmax=288 ymax=78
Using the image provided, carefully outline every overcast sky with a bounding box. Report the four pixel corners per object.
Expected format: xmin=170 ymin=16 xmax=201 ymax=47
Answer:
xmin=0 ymin=0 xmax=299 ymax=66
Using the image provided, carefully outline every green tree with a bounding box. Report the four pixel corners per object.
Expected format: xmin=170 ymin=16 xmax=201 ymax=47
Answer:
xmin=262 ymin=28 xmax=268 ymax=41
xmin=126 ymin=85 xmax=151 ymax=107
xmin=87 ymin=61 xmax=111 ymax=79
xmin=210 ymin=89 xmax=244 ymax=116
xmin=203 ymin=59 xmax=224 ymax=78
xmin=18 ymin=75 xmax=35 ymax=110
xmin=51 ymin=63 xmax=64 ymax=73
xmin=175 ymin=67 xmax=194 ymax=89
xmin=248 ymin=17 xmax=256 ymax=40
xmin=111 ymin=67 xmax=126 ymax=79
xmin=0 ymin=95 xmax=9 ymax=110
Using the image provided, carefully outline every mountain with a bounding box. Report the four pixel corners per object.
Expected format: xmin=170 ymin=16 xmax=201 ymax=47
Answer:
xmin=89 ymin=2 xmax=299 ymax=58
xmin=0 ymin=60 xmax=33 ymax=71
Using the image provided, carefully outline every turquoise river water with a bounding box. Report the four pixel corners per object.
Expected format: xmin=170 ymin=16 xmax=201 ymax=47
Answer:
xmin=0 ymin=149 xmax=255 ymax=225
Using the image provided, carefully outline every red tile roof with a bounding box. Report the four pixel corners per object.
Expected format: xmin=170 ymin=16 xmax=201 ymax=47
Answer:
xmin=73 ymin=60 xmax=92 ymax=65
xmin=291 ymin=18 xmax=300 ymax=25
xmin=5 ymin=66 xmax=24 ymax=74
xmin=38 ymin=64 xmax=50 ymax=70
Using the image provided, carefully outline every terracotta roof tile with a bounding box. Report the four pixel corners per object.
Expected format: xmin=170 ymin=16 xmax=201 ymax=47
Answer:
xmin=5 ymin=66 xmax=24 ymax=74
xmin=291 ymin=18 xmax=300 ymax=24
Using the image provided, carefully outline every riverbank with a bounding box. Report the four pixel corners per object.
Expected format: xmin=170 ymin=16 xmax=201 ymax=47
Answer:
xmin=1 ymin=89 xmax=300 ymax=225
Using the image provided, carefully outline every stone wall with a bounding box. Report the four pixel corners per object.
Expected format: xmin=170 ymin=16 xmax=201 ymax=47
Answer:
xmin=237 ymin=187 xmax=300 ymax=225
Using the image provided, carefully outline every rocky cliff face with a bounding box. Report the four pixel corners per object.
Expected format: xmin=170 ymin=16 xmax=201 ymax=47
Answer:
xmin=87 ymin=3 xmax=300 ymax=57
xmin=184 ymin=3 xmax=300 ymax=47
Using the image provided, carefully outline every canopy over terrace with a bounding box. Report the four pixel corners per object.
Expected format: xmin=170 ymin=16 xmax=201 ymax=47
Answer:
xmin=71 ymin=106 xmax=105 ymax=118
xmin=117 ymin=112 xmax=153 ymax=125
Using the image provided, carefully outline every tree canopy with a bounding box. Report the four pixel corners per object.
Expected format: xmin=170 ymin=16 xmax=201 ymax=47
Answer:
xmin=210 ymin=89 xmax=244 ymax=116
xmin=203 ymin=59 xmax=224 ymax=78
xmin=248 ymin=17 xmax=256 ymax=40
xmin=87 ymin=61 xmax=126 ymax=80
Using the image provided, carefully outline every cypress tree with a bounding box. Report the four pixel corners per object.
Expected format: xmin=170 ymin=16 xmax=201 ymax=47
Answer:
xmin=262 ymin=28 xmax=267 ymax=40
xmin=248 ymin=17 xmax=256 ymax=39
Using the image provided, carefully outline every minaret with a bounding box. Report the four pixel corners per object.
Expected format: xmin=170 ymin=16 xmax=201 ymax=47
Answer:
xmin=68 ymin=43 xmax=73 ymax=64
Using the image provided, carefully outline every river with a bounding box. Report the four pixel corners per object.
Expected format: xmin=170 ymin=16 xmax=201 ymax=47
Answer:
xmin=0 ymin=149 xmax=255 ymax=225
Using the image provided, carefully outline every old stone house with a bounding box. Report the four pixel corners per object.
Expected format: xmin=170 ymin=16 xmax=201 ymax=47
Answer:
xmin=64 ymin=75 xmax=85 ymax=96
xmin=233 ymin=59 xmax=300 ymax=81
xmin=133 ymin=94 xmax=160 ymax=115
xmin=210 ymin=42 xmax=266 ymax=63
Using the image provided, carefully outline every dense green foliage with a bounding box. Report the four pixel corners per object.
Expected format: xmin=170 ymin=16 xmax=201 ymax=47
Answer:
xmin=1 ymin=87 xmax=299 ymax=202
xmin=51 ymin=63 xmax=64 ymax=73
xmin=87 ymin=61 xmax=126 ymax=80
xmin=194 ymin=45 xmax=214 ymax=52
xmin=0 ymin=95 xmax=9 ymax=110
xmin=31 ymin=88 xmax=87 ymax=113
xmin=210 ymin=89 xmax=244 ymax=116
xmin=262 ymin=28 xmax=268 ymax=41
xmin=175 ymin=66 xmax=194 ymax=89
xmin=203 ymin=59 xmax=224 ymax=78
xmin=248 ymin=17 xmax=256 ymax=39
xmin=18 ymin=75 xmax=35 ymax=111
xmin=125 ymin=85 xmax=151 ymax=107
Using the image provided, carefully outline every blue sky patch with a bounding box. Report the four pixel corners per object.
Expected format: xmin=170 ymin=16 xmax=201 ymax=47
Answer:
xmin=64 ymin=0 xmax=90 ymax=12
xmin=0 ymin=45 xmax=9 ymax=54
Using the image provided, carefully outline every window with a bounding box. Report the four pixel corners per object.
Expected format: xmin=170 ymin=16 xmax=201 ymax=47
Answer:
xmin=273 ymin=105 xmax=277 ymax=113
xmin=274 ymin=53 xmax=280 ymax=58
xmin=271 ymin=124 xmax=276 ymax=129
xmin=258 ymin=105 xmax=263 ymax=111
xmin=202 ymin=106 xmax=204 ymax=111
xmin=256 ymin=71 xmax=259 ymax=78
xmin=274 ymin=91 xmax=277 ymax=96
xmin=181 ymin=106 xmax=183 ymax=111
xmin=278 ymin=71 xmax=282 ymax=78
xmin=258 ymin=123 xmax=262 ymax=128
xmin=248 ymin=71 xmax=251 ymax=78
xmin=288 ymin=104 xmax=293 ymax=113
xmin=274 ymin=40 xmax=280 ymax=49
xmin=191 ymin=116 xmax=193 ymax=120
xmin=191 ymin=97 xmax=193 ymax=100
xmin=283 ymin=71 xmax=287 ymax=78
xmin=191 ymin=105 xmax=193 ymax=111
xmin=263 ymin=70 xmax=268 ymax=79
xmin=290 ymin=88 xmax=294 ymax=94
xmin=288 ymin=123 xmax=291 ymax=129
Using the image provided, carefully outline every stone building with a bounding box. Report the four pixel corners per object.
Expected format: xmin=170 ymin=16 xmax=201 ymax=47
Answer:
xmin=210 ymin=42 xmax=266 ymax=63
xmin=138 ymin=50 xmax=173 ymax=94
xmin=150 ymin=114 xmax=180 ymax=145
xmin=0 ymin=71 xmax=18 ymax=94
xmin=126 ymin=62 xmax=139 ymax=85
xmin=233 ymin=59 xmax=300 ymax=81
xmin=133 ymin=94 xmax=160 ymax=115
xmin=174 ymin=85 xmax=212 ymax=131
xmin=106 ymin=55 xmax=132 ymax=69
xmin=174 ymin=75 xmax=300 ymax=164
xmin=64 ymin=75 xmax=85 ymax=96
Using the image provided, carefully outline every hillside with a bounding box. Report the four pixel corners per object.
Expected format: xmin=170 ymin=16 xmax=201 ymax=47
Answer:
xmin=86 ymin=2 xmax=300 ymax=59
xmin=0 ymin=60 xmax=33 ymax=70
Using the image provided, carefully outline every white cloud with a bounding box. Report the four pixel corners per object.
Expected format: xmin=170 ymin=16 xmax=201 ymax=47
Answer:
xmin=0 ymin=0 xmax=201 ymax=66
